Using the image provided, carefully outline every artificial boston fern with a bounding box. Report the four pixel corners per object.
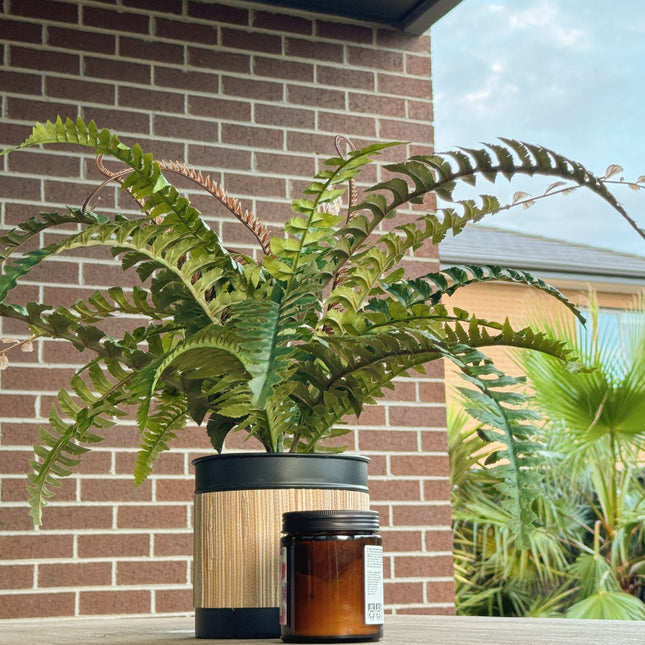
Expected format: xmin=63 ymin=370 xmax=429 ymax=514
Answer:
xmin=0 ymin=117 xmax=639 ymax=526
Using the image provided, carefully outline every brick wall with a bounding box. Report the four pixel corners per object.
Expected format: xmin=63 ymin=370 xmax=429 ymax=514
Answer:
xmin=0 ymin=0 xmax=454 ymax=619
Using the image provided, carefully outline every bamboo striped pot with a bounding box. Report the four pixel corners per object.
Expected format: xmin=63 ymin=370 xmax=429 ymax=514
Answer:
xmin=192 ymin=453 xmax=371 ymax=639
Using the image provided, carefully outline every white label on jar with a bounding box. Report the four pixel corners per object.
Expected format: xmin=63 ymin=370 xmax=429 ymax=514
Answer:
xmin=364 ymin=545 xmax=384 ymax=625
xmin=279 ymin=546 xmax=288 ymax=625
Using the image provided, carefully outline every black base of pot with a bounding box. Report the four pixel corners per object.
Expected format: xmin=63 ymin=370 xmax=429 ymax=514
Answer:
xmin=195 ymin=607 xmax=280 ymax=639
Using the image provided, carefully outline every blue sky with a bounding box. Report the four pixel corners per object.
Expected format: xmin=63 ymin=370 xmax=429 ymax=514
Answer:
xmin=431 ymin=0 xmax=645 ymax=255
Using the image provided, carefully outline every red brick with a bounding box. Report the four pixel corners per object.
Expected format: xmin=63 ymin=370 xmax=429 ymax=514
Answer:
xmin=156 ymin=17 xmax=217 ymax=45
xmin=287 ymin=84 xmax=346 ymax=110
xmin=124 ymin=0 xmax=183 ymax=14
xmin=40 ymin=505 xmax=114 ymax=531
xmin=379 ymin=119 xmax=434 ymax=145
xmin=254 ymin=56 xmax=313 ymax=82
xmin=388 ymin=405 xmax=446 ymax=429
xmin=153 ymin=115 xmax=219 ymax=143
xmin=117 ymin=504 xmax=188 ymax=529
xmin=392 ymin=503 xmax=452 ymax=528
xmin=155 ymin=478 xmax=193 ymax=502
xmin=255 ymin=152 xmax=315 ymax=177
xmin=85 ymin=57 xmax=151 ymax=84
xmin=316 ymin=21 xmax=373 ymax=44
xmin=408 ymin=101 xmax=434 ymax=122
xmin=155 ymin=66 xmax=219 ymax=92
xmin=0 ymin=449 xmax=33 ymax=474
xmin=6 ymin=97 xmax=77 ymax=121
xmin=0 ymin=17 xmax=42 ymax=44
xmin=7 ymin=151 xmax=80 ymax=178
xmin=0 ymin=175 xmax=40 ymax=200
xmin=256 ymin=105 xmax=313 ymax=130
xmin=0 ymin=592 xmax=75 ymax=619
xmin=369 ymin=479 xmax=421 ymax=501
xmin=81 ymin=261 xmax=138 ymax=288
xmin=318 ymin=111 xmax=377 ymax=138
xmin=189 ymin=100 xmax=251 ymax=130
xmin=1 ymin=365 xmax=78 ymax=392
xmin=83 ymin=107 xmax=151 ymax=134
xmin=38 ymin=561 xmax=112 ymax=588
xmin=11 ymin=1 xmax=78 ymax=22
xmin=318 ymin=65 xmax=374 ymax=91
xmin=253 ymin=11 xmax=312 ymax=35
xmin=79 ymin=589 xmax=151 ymax=615
xmin=188 ymin=46 xmax=250 ymax=73
xmin=406 ymin=53 xmax=431 ymax=77
xmin=424 ymin=529 xmax=453 ymax=553
xmin=385 ymin=581 xmax=424 ymax=604
xmin=46 ymin=76 xmax=115 ymax=105
xmin=93 ymin=425 xmax=140 ymax=449
xmin=77 ymin=533 xmax=150 ymax=559
xmin=394 ymin=554 xmax=454 ymax=578
xmin=83 ymin=6 xmax=150 ymax=34
xmin=1 ymin=475 xmax=76 ymax=504
xmin=119 ymin=36 xmax=183 ymax=64
xmin=421 ymin=430 xmax=449 ymax=452
xmin=357 ymin=430 xmax=418 ymax=452
xmin=0 ymin=120 xmax=32 ymax=146
xmin=417 ymin=381 xmax=446 ymax=404
xmin=378 ymin=73 xmax=432 ymax=99
xmin=25 ymin=258 xmax=80 ymax=285
xmin=423 ymin=478 xmax=451 ymax=502
xmin=390 ymin=454 xmax=449 ymax=477
xmin=349 ymin=92 xmax=406 ymax=119
xmin=116 ymin=450 xmax=185 ymax=476
xmin=221 ymin=27 xmax=281 ymax=54
xmin=48 ymin=26 xmax=115 ymax=54
xmin=0 ymin=535 xmax=73 ymax=560
xmin=224 ymin=172 xmax=286 ymax=198
xmin=188 ymin=1 xmax=249 ymax=25
xmin=221 ymin=123 xmax=283 ymax=150
xmin=0 ymin=507 xmax=34 ymax=531
xmin=426 ymin=579 xmax=457 ymax=604
xmin=349 ymin=46 xmax=404 ymax=71
xmin=364 ymin=454 xmax=386 ymax=476
xmin=285 ymin=37 xmax=343 ymax=62
xmin=0 ymin=564 xmax=33 ymax=590
xmin=154 ymin=532 xmax=193 ymax=557
xmin=81 ymin=478 xmax=151 ymax=503
xmin=351 ymin=404 xmax=386 ymax=428
xmin=221 ymin=75 xmax=283 ymax=102
xmin=155 ymin=587 xmax=193 ymax=613
xmin=117 ymin=559 xmax=188 ymax=585
xmin=0 ymin=69 xmax=42 ymax=94
xmin=381 ymin=529 xmax=423 ymax=552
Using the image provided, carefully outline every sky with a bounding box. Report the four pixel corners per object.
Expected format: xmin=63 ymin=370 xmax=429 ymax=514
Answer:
xmin=431 ymin=0 xmax=645 ymax=256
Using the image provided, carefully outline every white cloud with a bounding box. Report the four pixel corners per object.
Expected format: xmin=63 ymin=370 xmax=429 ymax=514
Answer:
xmin=506 ymin=1 xmax=586 ymax=48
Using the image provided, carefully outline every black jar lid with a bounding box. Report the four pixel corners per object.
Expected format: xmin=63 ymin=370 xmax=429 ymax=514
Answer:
xmin=282 ymin=510 xmax=380 ymax=534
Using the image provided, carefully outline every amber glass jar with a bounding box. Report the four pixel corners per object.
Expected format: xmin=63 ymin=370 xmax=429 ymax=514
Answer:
xmin=280 ymin=510 xmax=383 ymax=643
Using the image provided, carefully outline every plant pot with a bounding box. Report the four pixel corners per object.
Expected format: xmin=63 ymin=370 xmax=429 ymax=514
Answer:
xmin=192 ymin=452 xmax=371 ymax=639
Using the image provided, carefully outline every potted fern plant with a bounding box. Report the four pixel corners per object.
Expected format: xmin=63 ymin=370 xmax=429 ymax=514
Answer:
xmin=1 ymin=118 xmax=641 ymax=637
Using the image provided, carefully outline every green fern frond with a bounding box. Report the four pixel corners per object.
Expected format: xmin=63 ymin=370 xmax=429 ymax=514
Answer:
xmin=135 ymin=394 xmax=188 ymax=485
xmin=27 ymin=379 xmax=130 ymax=525
xmin=455 ymin=365 xmax=544 ymax=549
xmin=0 ymin=209 xmax=109 ymax=264
xmin=378 ymin=264 xmax=583 ymax=321
xmin=4 ymin=118 xmax=229 ymax=258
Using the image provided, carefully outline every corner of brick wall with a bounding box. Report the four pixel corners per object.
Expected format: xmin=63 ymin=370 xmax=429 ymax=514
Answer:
xmin=0 ymin=0 xmax=454 ymax=619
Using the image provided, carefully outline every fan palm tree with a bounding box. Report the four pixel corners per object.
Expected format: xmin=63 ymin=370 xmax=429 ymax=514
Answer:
xmin=449 ymin=292 xmax=645 ymax=619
